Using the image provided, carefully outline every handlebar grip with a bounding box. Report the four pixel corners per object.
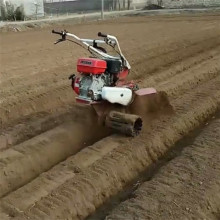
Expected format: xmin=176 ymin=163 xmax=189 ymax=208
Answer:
xmin=52 ymin=30 xmax=62 ymax=35
xmin=52 ymin=30 xmax=63 ymax=35
xmin=98 ymin=32 xmax=107 ymax=38
xmin=52 ymin=30 xmax=67 ymax=42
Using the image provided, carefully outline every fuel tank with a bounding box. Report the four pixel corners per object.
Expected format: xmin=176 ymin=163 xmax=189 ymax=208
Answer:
xmin=77 ymin=58 xmax=107 ymax=74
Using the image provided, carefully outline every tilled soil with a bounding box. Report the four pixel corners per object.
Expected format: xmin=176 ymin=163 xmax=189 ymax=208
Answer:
xmin=0 ymin=14 xmax=220 ymax=220
xmin=107 ymin=115 xmax=220 ymax=220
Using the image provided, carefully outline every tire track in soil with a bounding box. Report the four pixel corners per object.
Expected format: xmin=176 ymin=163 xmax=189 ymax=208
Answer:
xmin=107 ymin=115 xmax=220 ymax=220
xmin=0 ymin=53 xmax=218 ymax=202
xmin=2 ymin=75 xmax=220 ymax=219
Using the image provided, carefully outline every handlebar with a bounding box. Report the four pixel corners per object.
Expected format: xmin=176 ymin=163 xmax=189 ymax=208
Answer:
xmin=51 ymin=29 xmax=131 ymax=69
xmin=52 ymin=30 xmax=63 ymax=35
xmin=52 ymin=30 xmax=66 ymax=41
xmin=98 ymin=32 xmax=107 ymax=38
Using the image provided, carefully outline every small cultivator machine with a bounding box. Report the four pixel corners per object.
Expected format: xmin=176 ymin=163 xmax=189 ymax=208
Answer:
xmin=52 ymin=30 xmax=171 ymax=136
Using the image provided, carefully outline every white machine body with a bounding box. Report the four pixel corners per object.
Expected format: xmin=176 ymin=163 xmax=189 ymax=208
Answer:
xmin=102 ymin=87 xmax=132 ymax=106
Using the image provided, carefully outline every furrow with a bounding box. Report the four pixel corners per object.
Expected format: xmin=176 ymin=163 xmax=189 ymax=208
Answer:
xmin=142 ymin=47 xmax=220 ymax=88
xmin=0 ymin=113 xmax=107 ymax=198
xmin=0 ymin=42 xmax=218 ymax=200
xmin=2 ymin=32 xmax=220 ymax=128
xmin=9 ymin=76 xmax=220 ymax=220
xmin=107 ymin=118 xmax=220 ymax=220
xmin=1 ymin=48 xmax=219 ymax=149
xmin=0 ymin=135 xmax=122 ymax=217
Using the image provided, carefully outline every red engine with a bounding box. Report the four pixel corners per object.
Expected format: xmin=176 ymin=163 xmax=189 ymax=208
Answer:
xmin=71 ymin=57 xmax=132 ymax=97
xmin=77 ymin=58 xmax=107 ymax=74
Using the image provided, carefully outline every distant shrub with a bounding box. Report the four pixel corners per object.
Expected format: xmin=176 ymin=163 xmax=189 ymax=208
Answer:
xmin=0 ymin=4 xmax=7 ymax=20
xmin=0 ymin=1 xmax=25 ymax=21
xmin=5 ymin=2 xmax=15 ymax=20
xmin=144 ymin=0 xmax=164 ymax=10
xmin=14 ymin=5 xmax=25 ymax=21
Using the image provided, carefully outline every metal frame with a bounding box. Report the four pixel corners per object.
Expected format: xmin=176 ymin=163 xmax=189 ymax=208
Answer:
xmin=66 ymin=32 xmax=131 ymax=69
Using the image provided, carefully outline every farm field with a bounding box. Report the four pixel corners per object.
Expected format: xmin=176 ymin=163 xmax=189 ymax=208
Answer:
xmin=0 ymin=13 xmax=220 ymax=219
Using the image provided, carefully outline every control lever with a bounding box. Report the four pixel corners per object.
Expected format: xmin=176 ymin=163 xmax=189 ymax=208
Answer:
xmin=54 ymin=38 xmax=65 ymax=45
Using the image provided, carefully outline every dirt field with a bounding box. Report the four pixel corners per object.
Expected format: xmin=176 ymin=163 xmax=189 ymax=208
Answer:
xmin=0 ymin=14 xmax=220 ymax=220
xmin=107 ymin=116 xmax=220 ymax=220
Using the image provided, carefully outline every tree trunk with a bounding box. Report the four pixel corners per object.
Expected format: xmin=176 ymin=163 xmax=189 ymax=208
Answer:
xmin=157 ymin=0 xmax=163 ymax=7
xmin=127 ymin=0 xmax=131 ymax=10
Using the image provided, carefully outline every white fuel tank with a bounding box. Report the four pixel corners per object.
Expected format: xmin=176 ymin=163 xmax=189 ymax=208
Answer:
xmin=101 ymin=87 xmax=132 ymax=106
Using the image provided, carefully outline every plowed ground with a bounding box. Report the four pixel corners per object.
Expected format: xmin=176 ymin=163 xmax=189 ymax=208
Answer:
xmin=0 ymin=14 xmax=220 ymax=220
xmin=107 ymin=115 xmax=220 ymax=220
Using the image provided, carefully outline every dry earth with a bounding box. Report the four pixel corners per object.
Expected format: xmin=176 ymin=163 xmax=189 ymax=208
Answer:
xmin=0 ymin=14 xmax=220 ymax=219
xmin=107 ymin=115 xmax=220 ymax=220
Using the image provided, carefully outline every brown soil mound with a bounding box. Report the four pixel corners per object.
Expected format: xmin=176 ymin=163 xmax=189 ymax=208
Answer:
xmin=0 ymin=107 xmax=109 ymax=198
xmin=108 ymin=118 xmax=220 ymax=220
xmin=6 ymin=76 xmax=220 ymax=219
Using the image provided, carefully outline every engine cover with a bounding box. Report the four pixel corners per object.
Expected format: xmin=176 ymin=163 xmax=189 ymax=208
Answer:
xmin=101 ymin=87 xmax=132 ymax=106
xmin=77 ymin=58 xmax=107 ymax=74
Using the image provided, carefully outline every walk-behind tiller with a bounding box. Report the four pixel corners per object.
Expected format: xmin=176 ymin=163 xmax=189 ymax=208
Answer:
xmin=52 ymin=30 xmax=171 ymax=136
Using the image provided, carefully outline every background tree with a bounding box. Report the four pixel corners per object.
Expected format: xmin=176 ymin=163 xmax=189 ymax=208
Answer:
xmin=127 ymin=0 xmax=132 ymax=10
xmin=157 ymin=0 xmax=163 ymax=7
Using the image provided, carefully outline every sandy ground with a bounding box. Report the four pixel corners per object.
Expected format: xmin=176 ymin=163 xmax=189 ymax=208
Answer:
xmin=0 ymin=14 xmax=220 ymax=219
xmin=107 ymin=116 xmax=220 ymax=220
